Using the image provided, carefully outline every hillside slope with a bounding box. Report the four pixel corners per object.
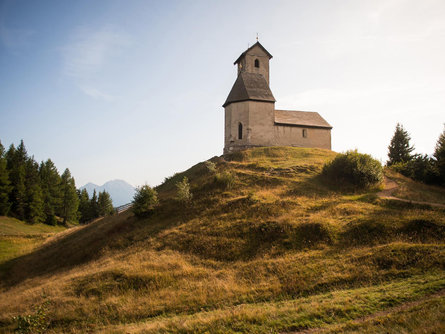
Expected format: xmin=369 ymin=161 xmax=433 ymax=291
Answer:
xmin=0 ymin=216 xmax=67 ymax=266
xmin=0 ymin=147 xmax=444 ymax=333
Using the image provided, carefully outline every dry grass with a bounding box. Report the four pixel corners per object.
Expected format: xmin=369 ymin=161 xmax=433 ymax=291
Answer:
xmin=385 ymin=168 xmax=445 ymax=205
xmin=0 ymin=147 xmax=444 ymax=333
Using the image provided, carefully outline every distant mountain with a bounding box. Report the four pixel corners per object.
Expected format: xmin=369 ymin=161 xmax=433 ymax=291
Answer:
xmin=80 ymin=180 xmax=136 ymax=207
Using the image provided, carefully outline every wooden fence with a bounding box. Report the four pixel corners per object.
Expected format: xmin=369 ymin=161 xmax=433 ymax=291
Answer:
xmin=115 ymin=203 xmax=133 ymax=214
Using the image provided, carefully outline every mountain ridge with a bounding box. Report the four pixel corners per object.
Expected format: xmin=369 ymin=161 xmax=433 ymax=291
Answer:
xmin=80 ymin=179 xmax=135 ymax=207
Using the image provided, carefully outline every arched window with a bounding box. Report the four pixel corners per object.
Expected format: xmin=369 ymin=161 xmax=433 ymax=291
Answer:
xmin=254 ymin=59 xmax=259 ymax=68
xmin=238 ymin=122 xmax=243 ymax=140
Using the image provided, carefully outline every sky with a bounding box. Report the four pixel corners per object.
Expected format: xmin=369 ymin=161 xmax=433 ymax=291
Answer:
xmin=1 ymin=0 xmax=444 ymax=188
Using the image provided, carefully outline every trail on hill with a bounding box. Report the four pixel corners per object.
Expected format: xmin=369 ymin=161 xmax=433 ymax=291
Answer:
xmin=377 ymin=176 xmax=445 ymax=208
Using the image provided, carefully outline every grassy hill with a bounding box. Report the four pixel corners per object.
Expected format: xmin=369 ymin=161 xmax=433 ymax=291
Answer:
xmin=0 ymin=216 xmax=67 ymax=266
xmin=0 ymin=147 xmax=444 ymax=333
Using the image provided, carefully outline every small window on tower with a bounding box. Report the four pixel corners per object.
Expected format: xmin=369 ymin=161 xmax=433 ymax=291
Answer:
xmin=254 ymin=59 xmax=259 ymax=68
xmin=238 ymin=123 xmax=243 ymax=140
xmin=302 ymin=129 xmax=307 ymax=138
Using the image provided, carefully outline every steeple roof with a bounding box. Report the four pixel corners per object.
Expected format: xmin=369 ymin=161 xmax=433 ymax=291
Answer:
xmin=233 ymin=41 xmax=273 ymax=65
xmin=223 ymin=72 xmax=276 ymax=108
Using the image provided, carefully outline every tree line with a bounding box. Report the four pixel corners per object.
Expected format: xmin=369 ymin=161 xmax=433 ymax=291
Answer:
xmin=387 ymin=123 xmax=445 ymax=185
xmin=0 ymin=139 xmax=113 ymax=225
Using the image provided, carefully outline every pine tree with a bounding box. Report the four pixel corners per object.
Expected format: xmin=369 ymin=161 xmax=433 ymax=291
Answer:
xmin=39 ymin=159 xmax=62 ymax=225
xmin=89 ymin=189 xmax=99 ymax=219
xmin=434 ymin=125 xmax=445 ymax=184
xmin=24 ymin=158 xmax=45 ymax=224
xmin=0 ymin=141 xmax=11 ymax=215
xmin=132 ymin=185 xmax=158 ymax=217
xmin=98 ymin=190 xmax=114 ymax=216
xmin=60 ymin=168 xmax=79 ymax=224
xmin=78 ymin=188 xmax=90 ymax=223
xmin=387 ymin=123 xmax=415 ymax=166
xmin=6 ymin=141 xmax=27 ymax=220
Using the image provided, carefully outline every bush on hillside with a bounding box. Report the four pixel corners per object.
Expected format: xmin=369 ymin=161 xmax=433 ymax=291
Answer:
xmin=132 ymin=185 xmax=158 ymax=217
xmin=214 ymin=171 xmax=236 ymax=190
xmin=176 ymin=177 xmax=192 ymax=203
xmin=205 ymin=160 xmax=217 ymax=173
xmin=390 ymin=154 xmax=440 ymax=185
xmin=322 ymin=150 xmax=383 ymax=189
xmin=14 ymin=301 xmax=50 ymax=334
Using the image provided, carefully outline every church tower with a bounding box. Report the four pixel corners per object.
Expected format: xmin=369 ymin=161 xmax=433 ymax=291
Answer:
xmin=223 ymin=42 xmax=276 ymax=154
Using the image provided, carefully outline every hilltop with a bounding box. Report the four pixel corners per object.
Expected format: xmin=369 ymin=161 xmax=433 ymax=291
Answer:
xmin=0 ymin=147 xmax=444 ymax=333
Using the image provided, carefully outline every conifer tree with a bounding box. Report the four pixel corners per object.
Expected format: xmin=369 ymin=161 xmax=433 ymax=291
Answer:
xmin=24 ymin=158 xmax=45 ymax=224
xmin=89 ymin=189 xmax=99 ymax=219
xmin=434 ymin=125 xmax=445 ymax=184
xmin=39 ymin=159 xmax=61 ymax=225
xmin=132 ymin=185 xmax=158 ymax=217
xmin=78 ymin=188 xmax=91 ymax=223
xmin=387 ymin=123 xmax=415 ymax=166
xmin=60 ymin=168 xmax=79 ymax=224
xmin=0 ymin=141 xmax=11 ymax=215
xmin=98 ymin=190 xmax=114 ymax=216
xmin=6 ymin=141 xmax=27 ymax=220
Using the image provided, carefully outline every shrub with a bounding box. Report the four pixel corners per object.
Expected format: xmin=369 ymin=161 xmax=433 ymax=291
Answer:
xmin=391 ymin=154 xmax=440 ymax=185
xmin=205 ymin=160 xmax=217 ymax=173
xmin=322 ymin=150 xmax=383 ymax=189
xmin=176 ymin=177 xmax=192 ymax=203
xmin=132 ymin=185 xmax=158 ymax=217
xmin=14 ymin=301 xmax=50 ymax=334
xmin=214 ymin=171 xmax=235 ymax=190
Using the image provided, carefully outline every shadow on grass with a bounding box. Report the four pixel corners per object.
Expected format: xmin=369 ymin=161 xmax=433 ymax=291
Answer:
xmin=0 ymin=203 xmax=188 ymax=287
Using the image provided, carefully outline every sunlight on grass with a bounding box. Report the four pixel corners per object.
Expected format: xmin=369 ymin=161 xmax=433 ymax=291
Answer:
xmin=0 ymin=147 xmax=444 ymax=333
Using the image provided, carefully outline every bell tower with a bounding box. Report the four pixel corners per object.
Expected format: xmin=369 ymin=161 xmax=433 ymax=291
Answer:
xmin=223 ymin=42 xmax=276 ymax=154
xmin=234 ymin=42 xmax=272 ymax=85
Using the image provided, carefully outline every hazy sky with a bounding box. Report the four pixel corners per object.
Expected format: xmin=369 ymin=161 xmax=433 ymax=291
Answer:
xmin=1 ymin=0 xmax=444 ymax=187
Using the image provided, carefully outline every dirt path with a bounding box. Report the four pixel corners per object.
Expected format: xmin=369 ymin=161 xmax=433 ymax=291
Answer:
xmin=377 ymin=176 xmax=445 ymax=208
xmin=288 ymin=288 xmax=445 ymax=334
xmin=377 ymin=176 xmax=399 ymax=198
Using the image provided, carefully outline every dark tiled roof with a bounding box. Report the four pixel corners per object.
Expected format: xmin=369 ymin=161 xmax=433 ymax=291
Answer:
xmin=234 ymin=42 xmax=273 ymax=65
xmin=274 ymin=110 xmax=332 ymax=129
xmin=223 ymin=72 xmax=276 ymax=107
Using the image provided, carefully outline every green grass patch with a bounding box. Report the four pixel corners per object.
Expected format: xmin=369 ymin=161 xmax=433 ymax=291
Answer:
xmin=0 ymin=216 xmax=66 ymax=236
xmin=0 ymin=216 xmax=67 ymax=266
xmin=101 ymin=272 xmax=445 ymax=334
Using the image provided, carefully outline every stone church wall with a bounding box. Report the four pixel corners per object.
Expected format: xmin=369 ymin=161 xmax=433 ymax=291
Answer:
xmin=224 ymin=100 xmax=331 ymax=153
xmin=273 ymin=125 xmax=331 ymax=149
xmin=224 ymin=101 xmax=250 ymax=153
xmin=247 ymin=101 xmax=275 ymax=146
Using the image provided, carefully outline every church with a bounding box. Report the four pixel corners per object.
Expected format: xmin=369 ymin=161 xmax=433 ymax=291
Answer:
xmin=223 ymin=42 xmax=332 ymax=154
